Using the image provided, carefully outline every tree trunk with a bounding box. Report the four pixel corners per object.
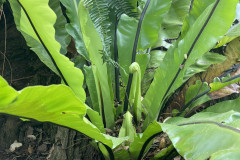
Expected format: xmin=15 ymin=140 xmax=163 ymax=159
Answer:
xmin=0 ymin=3 xmax=101 ymax=159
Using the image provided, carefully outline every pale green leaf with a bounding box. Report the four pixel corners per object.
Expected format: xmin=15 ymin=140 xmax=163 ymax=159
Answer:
xmin=210 ymin=149 xmax=240 ymax=160
xmin=79 ymin=2 xmax=115 ymax=128
xmin=9 ymin=0 xmax=58 ymax=74
xmin=138 ymin=0 xmax=172 ymax=50
xmin=10 ymin=0 xmax=86 ymax=101
xmin=0 ymin=76 xmax=125 ymax=149
xmin=86 ymin=107 xmax=105 ymax=133
xmin=161 ymin=111 xmax=240 ymax=160
xmin=119 ymin=111 xmax=136 ymax=143
xmin=118 ymin=14 xmax=138 ymax=86
xmin=0 ymin=77 xmax=18 ymax=106
xmin=142 ymin=50 xmax=166 ymax=94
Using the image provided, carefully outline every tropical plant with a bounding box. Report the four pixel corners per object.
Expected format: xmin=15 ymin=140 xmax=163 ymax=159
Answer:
xmin=1 ymin=0 xmax=240 ymax=159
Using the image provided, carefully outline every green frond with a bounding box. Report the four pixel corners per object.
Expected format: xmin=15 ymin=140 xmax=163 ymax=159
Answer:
xmin=109 ymin=0 xmax=137 ymax=18
xmin=83 ymin=0 xmax=112 ymax=58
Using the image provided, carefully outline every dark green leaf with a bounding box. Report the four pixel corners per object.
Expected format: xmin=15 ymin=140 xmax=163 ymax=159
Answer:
xmin=129 ymin=121 xmax=162 ymax=159
xmin=59 ymin=0 xmax=89 ymax=60
xmin=49 ymin=0 xmax=71 ymax=55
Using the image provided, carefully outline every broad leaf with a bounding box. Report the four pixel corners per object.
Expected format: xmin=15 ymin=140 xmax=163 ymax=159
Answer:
xmin=9 ymin=0 xmax=86 ymax=101
xmin=117 ymin=14 xmax=137 ymax=85
xmin=184 ymin=52 xmax=226 ymax=81
xmin=184 ymin=80 xmax=211 ymax=111
xmin=135 ymin=53 xmax=150 ymax=82
xmin=142 ymin=50 xmax=166 ymax=94
xmin=204 ymin=96 xmax=240 ymax=113
xmin=129 ymin=121 xmax=162 ymax=159
xmin=143 ymin=0 xmax=238 ymax=125
xmin=86 ymin=106 xmax=105 ymax=133
xmin=215 ymin=1 xmax=240 ymax=48
xmin=181 ymin=0 xmax=215 ymax=38
xmin=215 ymin=23 xmax=240 ymax=48
xmin=138 ymin=0 xmax=172 ymax=50
xmin=117 ymin=0 xmax=172 ymax=85
xmin=59 ymin=0 xmax=89 ymax=60
xmin=10 ymin=0 xmax=70 ymax=55
xmin=160 ymin=0 xmax=191 ymax=40
xmin=9 ymin=0 xmax=58 ymax=74
xmin=0 ymin=76 xmax=125 ymax=149
xmin=162 ymin=111 xmax=240 ymax=160
xmin=79 ymin=2 xmax=115 ymax=128
xmin=210 ymin=149 xmax=240 ymax=160
xmin=0 ymin=77 xmax=18 ymax=106
xmin=117 ymin=14 xmax=150 ymax=86
xmin=98 ymin=143 xmax=111 ymax=160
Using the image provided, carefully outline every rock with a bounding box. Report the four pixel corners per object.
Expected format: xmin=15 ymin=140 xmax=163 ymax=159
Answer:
xmin=9 ymin=140 xmax=22 ymax=152
xmin=27 ymin=135 xmax=36 ymax=141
